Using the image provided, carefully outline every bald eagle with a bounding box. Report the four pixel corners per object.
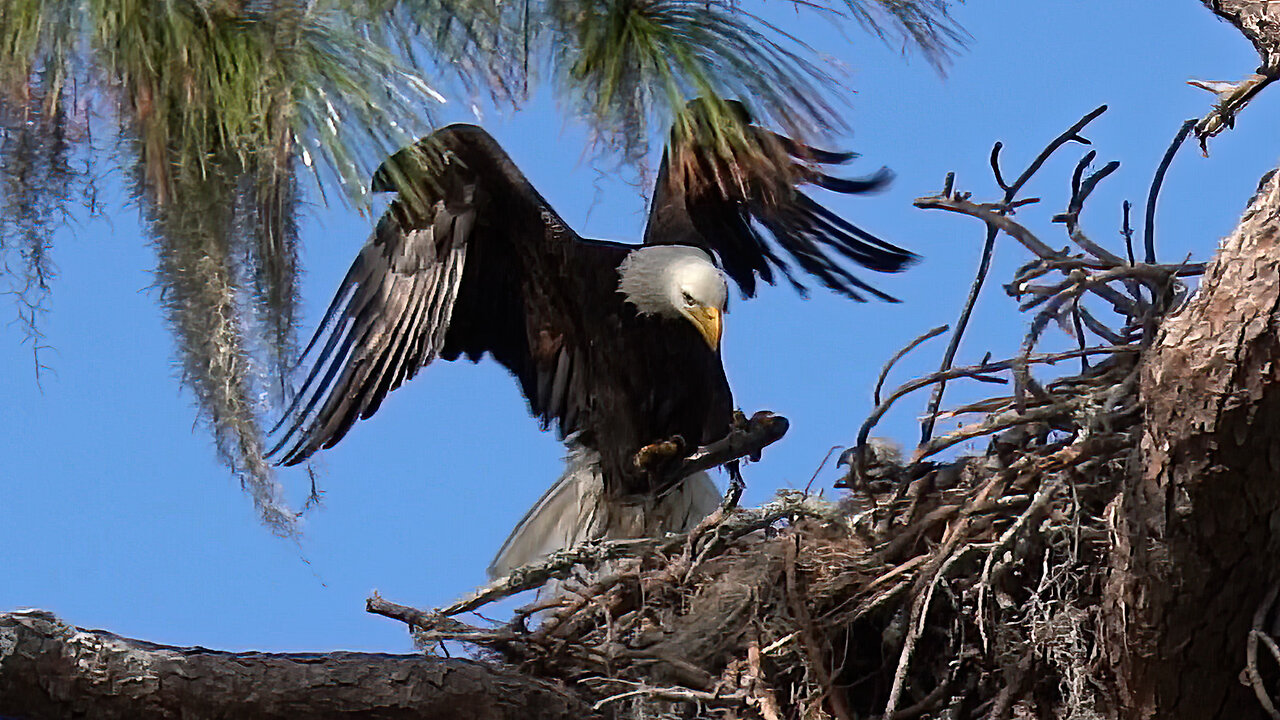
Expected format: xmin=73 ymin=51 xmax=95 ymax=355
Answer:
xmin=268 ymin=102 xmax=915 ymax=576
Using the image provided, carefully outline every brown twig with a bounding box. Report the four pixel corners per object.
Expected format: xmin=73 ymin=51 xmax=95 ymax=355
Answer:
xmin=859 ymin=346 xmax=1138 ymax=449
xmin=438 ymin=490 xmax=843 ymax=619
xmin=914 ymin=107 xmax=1109 ymax=447
xmin=884 ymin=542 xmax=982 ymax=720
xmin=366 ymin=594 xmax=524 ymax=650
xmin=976 ymin=478 xmax=1061 ymax=651
xmin=918 ymin=225 xmax=997 ymax=446
xmin=893 ymin=675 xmax=955 ymax=720
xmin=875 ymin=324 xmax=949 ymax=407
xmin=588 ymin=681 xmax=741 ymax=711
xmin=913 ymin=196 xmax=1063 ymax=271
xmin=1057 ymin=151 xmax=1126 ymax=266
xmin=1016 ymin=265 xmax=1176 ymax=383
xmin=1006 ymin=105 xmax=1108 ymax=192
xmin=985 ymin=648 xmax=1036 ymax=720
xmin=805 ymin=445 xmax=844 ymax=494
xmin=913 ymin=404 xmax=1072 ymax=464
xmin=1121 ymin=199 xmax=1136 ymax=264
xmin=438 ymin=538 xmax=665 ymax=617
xmin=785 ymin=537 xmax=853 ymax=720
xmin=747 ymin=642 xmax=786 ymax=720
xmin=531 ymin=572 xmax=626 ymax=640
xmin=1143 ymin=118 xmax=1197 ymax=264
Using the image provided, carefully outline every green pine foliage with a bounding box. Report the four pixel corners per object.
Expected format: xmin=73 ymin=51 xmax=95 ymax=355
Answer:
xmin=0 ymin=0 xmax=960 ymax=533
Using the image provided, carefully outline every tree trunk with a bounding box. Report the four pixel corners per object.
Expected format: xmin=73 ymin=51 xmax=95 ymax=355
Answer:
xmin=1111 ymin=169 xmax=1280 ymax=718
xmin=5 ymin=6 xmax=1280 ymax=719
xmin=6 ymin=173 xmax=1280 ymax=720
xmin=0 ymin=610 xmax=590 ymax=720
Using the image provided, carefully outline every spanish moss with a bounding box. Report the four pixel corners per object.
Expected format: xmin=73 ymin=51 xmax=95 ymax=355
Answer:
xmin=0 ymin=0 xmax=962 ymax=531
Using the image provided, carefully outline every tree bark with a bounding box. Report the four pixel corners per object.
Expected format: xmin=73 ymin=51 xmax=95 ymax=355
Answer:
xmin=5 ymin=179 xmax=1280 ymax=720
xmin=1201 ymin=0 xmax=1280 ymax=61
xmin=0 ymin=610 xmax=591 ymax=720
xmin=5 ymin=7 xmax=1280 ymax=717
xmin=1112 ymin=168 xmax=1280 ymax=718
xmin=1194 ymin=1 xmax=1280 ymax=143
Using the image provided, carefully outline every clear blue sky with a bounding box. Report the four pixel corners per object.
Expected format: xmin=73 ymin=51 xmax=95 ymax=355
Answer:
xmin=3 ymin=1 xmax=1276 ymax=652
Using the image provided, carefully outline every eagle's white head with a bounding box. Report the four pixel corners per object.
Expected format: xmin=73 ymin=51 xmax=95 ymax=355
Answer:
xmin=618 ymin=245 xmax=728 ymax=350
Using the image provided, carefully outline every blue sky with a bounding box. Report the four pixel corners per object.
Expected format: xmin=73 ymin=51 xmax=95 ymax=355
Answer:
xmin=3 ymin=1 xmax=1277 ymax=653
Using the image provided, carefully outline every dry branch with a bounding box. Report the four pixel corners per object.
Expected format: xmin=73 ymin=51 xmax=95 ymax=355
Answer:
xmin=0 ymin=609 xmax=589 ymax=720
xmin=376 ymin=102 xmax=1264 ymax=720
xmin=917 ymin=106 xmax=1108 ymax=446
xmin=677 ymin=410 xmax=790 ymax=477
xmin=9 ymin=13 xmax=1280 ymax=720
xmin=1193 ymin=0 xmax=1280 ymax=147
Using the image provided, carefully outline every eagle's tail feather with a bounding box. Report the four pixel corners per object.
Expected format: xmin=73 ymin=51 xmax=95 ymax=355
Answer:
xmin=488 ymin=445 xmax=720 ymax=579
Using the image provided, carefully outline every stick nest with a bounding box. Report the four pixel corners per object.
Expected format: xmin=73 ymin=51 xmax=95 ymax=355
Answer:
xmin=368 ymin=106 xmax=1207 ymax=719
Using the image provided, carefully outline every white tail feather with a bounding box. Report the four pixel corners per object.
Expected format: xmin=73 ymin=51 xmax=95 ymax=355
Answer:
xmin=488 ymin=444 xmax=721 ymax=579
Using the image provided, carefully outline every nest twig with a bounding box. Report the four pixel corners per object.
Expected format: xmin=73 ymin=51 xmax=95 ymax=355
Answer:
xmin=365 ymin=108 xmax=1213 ymax=719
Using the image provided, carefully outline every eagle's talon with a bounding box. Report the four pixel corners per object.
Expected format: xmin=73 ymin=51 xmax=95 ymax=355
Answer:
xmin=727 ymin=461 xmax=746 ymax=490
xmin=634 ymin=436 xmax=687 ymax=471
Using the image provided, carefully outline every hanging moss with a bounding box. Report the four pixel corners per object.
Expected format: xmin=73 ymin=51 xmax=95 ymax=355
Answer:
xmin=0 ymin=0 xmax=961 ymax=532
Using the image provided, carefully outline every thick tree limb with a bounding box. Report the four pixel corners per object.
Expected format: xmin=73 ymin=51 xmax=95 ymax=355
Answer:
xmin=1115 ymin=167 xmax=1280 ymax=718
xmin=0 ymin=609 xmax=591 ymax=720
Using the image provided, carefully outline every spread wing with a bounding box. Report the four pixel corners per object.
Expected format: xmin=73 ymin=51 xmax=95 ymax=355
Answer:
xmin=267 ymin=125 xmax=577 ymax=466
xmin=643 ymin=98 xmax=917 ymax=301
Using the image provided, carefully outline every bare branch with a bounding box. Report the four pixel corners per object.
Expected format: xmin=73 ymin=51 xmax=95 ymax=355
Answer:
xmin=913 ymin=194 xmax=1063 ymax=262
xmin=876 ymin=324 xmax=949 ymax=406
xmin=429 ymin=488 xmax=841 ymax=618
xmin=917 ymin=225 xmax=996 ymax=446
xmin=912 ymin=106 xmax=1110 ymax=447
xmin=858 ymin=346 xmax=1137 ymax=449
xmin=1144 ymin=118 xmax=1197 ymax=264
xmin=1005 ymin=105 xmax=1108 ymax=197
xmin=0 ymin=610 xmax=588 ymax=720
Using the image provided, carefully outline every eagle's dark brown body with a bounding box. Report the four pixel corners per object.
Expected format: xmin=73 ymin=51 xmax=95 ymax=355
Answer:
xmin=270 ymin=104 xmax=915 ymax=542
xmin=439 ymin=214 xmax=733 ymax=496
xmin=272 ymin=127 xmax=734 ymax=497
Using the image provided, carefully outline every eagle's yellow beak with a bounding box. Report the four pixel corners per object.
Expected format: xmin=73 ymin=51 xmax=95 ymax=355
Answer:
xmin=686 ymin=305 xmax=723 ymax=351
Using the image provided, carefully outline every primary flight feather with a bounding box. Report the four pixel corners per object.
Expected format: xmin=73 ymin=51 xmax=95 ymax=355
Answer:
xmin=269 ymin=100 xmax=916 ymax=576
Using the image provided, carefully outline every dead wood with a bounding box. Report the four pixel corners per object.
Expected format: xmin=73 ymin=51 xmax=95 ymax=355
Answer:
xmin=6 ymin=8 xmax=1280 ymax=720
xmin=0 ymin=609 xmax=591 ymax=720
xmin=353 ymin=100 xmax=1280 ymax=720
xmin=1193 ymin=0 xmax=1280 ymax=148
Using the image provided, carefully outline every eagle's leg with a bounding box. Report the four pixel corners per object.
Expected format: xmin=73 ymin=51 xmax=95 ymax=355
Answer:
xmin=726 ymin=459 xmax=745 ymax=496
xmin=725 ymin=414 xmax=749 ymax=485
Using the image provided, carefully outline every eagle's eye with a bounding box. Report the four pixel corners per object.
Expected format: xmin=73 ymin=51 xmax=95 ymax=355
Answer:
xmin=681 ymin=291 xmax=695 ymax=306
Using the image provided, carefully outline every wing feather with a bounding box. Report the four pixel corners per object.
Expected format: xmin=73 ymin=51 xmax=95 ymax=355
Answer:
xmin=644 ymin=98 xmax=918 ymax=300
xmin=269 ymin=125 xmax=577 ymax=466
xmin=269 ymin=227 xmax=470 ymax=465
